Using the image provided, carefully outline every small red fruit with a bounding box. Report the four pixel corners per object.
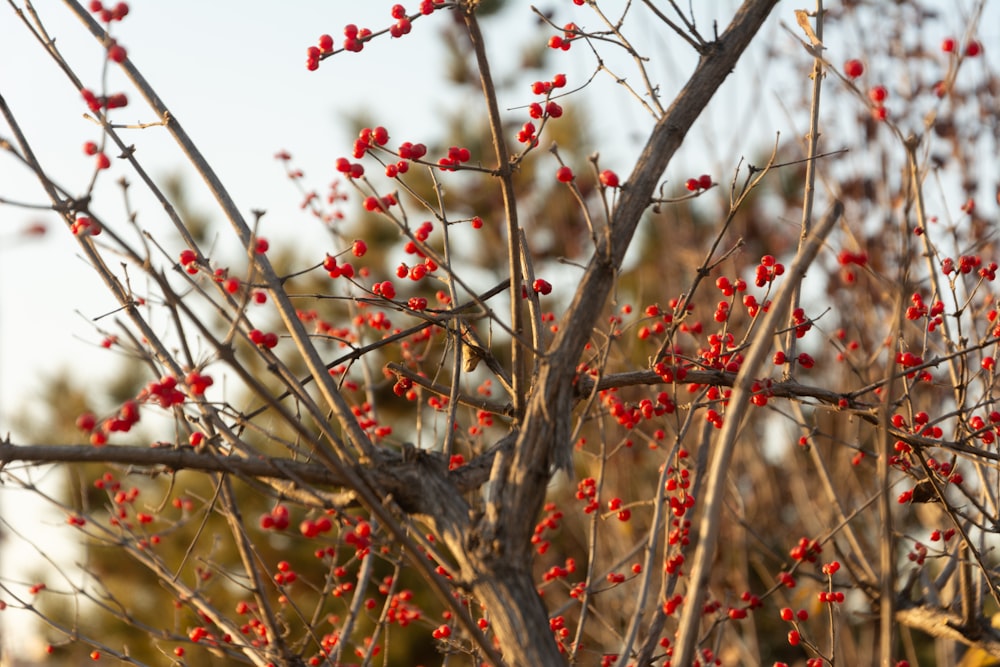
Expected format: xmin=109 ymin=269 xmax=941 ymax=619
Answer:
xmin=108 ymin=44 xmax=127 ymax=63
xmin=868 ymin=85 xmax=888 ymax=103
xmin=599 ymin=170 xmax=620 ymax=188
xmin=844 ymin=59 xmax=864 ymax=79
xmin=76 ymin=412 xmax=97 ymax=432
xmin=556 ymin=166 xmax=574 ymax=183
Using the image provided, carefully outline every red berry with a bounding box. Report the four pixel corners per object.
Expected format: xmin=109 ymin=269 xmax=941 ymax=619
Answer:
xmin=409 ymin=264 xmax=427 ymax=281
xmin=81 ymin=88 xmax=101 ymax=112
xmin=318 ymin=34 xmax=333 ymax=53
xmin=300 ymin=520 xmax=319 ymax=538
xmin=107 ymin=44 xmax=127 ymax=63
xmin=599 ymin=170 xmax=620 ymax=188
xmin=868 ymin=85 xmax=888 ymax=103
xmin=684 ymin=178 xmax=699 ymax=191
xmin=941 ymin=37 xmax=955 ymax=53
xmin=844 ymin=59 xmax=864 ymax=79
xmin=83 ymin=141 xmax=98 ymax=155
xmin=697 ymin=174 xmax=712 ymax=190
xmin=96 ymin=153 xmax=111 ymax=170
xmin=76 ymin=412 xmax=97 ymax=432
xmin=966 ymin=40 xmax=982 ymax=57
xmin=555 ymin=166 xmax=574 ymax=183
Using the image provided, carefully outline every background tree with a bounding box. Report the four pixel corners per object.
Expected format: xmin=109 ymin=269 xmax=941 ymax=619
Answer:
xmin=1 ymin=1 xmax=998 ymax=666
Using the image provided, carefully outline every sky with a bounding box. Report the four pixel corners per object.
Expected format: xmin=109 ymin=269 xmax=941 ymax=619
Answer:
xmin=1 ymin=0 xmax=998 ymax=661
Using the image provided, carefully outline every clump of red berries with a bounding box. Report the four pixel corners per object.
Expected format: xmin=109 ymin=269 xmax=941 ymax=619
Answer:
xmin=548 ymin=23 xmax=579 ymax=51
xmin=684 ymin=174 xmax=713 ymax=192
xmin=753 ymin=254 xmax=785 ymax=287
xmin=81 ymin=89 xmax=128 ymax=113
xmin=789 ymin=536 xmax=822 ymax=562
xmin=389 ymin=4 xmax=412 ymax=38
xmin=438 ymin=145 xmax=471 ymax=171
xmin=260 ymin=504 xmax=290 ymax=531
xmin=88 ymin=1 xmax=129 ymax=23
xmin=70 ymin=216 xmax=101 ymax=236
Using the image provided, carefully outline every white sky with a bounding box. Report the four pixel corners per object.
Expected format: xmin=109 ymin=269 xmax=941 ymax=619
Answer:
xmin=1 ymin=0 xmax=997 ymax=661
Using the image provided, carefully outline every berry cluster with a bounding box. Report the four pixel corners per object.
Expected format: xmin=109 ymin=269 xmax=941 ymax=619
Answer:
xmin=87 ymin=1 xmax=129 ymax=22
xmin=547 ymin=22 xmax=579 ymax=51
xmin=306 ymin=3 xmax=445 ymax=70
xmin=684 ymin=174 xmax=713 ymax=192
